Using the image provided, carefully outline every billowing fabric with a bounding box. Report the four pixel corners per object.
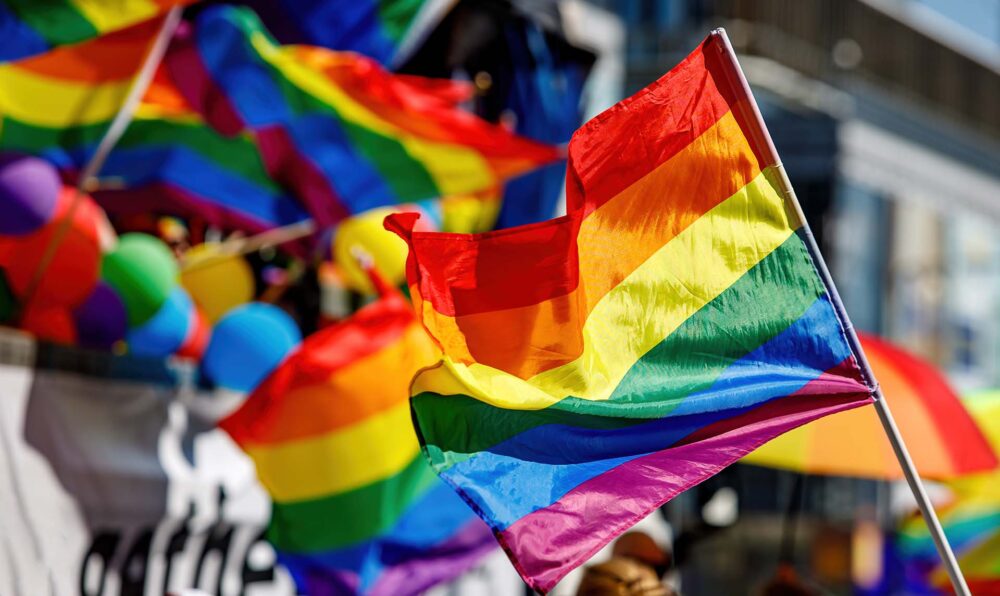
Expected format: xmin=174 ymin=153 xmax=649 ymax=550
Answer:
xmin=220 ymin=273 xmax=495 ymax=595
xmin=745 ymin=333 xmax=997 ymax=479
xmin=167 ymin=6 xmax=558 ymax=225
xmin=237 ymin=0 xmax=429 ymax=66
xmin=0 ymin=20 xmax=308 ymax=233
xmin=386 ymin=33 xmax=876 ymax=592
xmin=0 ymin=0 xmax=194 ymax=62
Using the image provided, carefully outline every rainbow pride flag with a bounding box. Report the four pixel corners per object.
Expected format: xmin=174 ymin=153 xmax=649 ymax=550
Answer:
xmin=167 ymin=6 xmax=559 ymax=223
xmin=0 ymin=20 xmax=311 ymax=232
xmin=236 ymin=0 xmax=433 ymax=65
xmin=220 ymin=273 xmax=495 ymax=595
xmin=0 ymin=0 xmax=193 ymax=62
xmin=387 ymin=31 xmax=877 ymax=592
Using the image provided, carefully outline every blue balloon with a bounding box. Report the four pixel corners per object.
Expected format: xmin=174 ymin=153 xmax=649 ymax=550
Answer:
xmin=127 ymin=288 xmax=194 ymax=358
xmin=202 ymin=303 xmax=301 ymax=392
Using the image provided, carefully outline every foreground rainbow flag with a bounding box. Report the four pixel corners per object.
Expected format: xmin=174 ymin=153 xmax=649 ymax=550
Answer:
xmin=167 ymin=6 xmax=558 ymax=223
xmin=220 ymin=273 xmax=494 ymax=595
xmin=0 ymin=20 xmax=310 ymax=232
xmin=387 ymin=31 xmax=876 ymax=592
xmin=237 ymin=0 xmax=433 ymax=65
xmin=0 ymin=0 xmax=194 ymax=62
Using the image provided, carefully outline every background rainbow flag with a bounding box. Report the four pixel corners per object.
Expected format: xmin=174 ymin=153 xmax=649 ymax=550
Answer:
xmin=387 ymin=31 xmax=877 ymax=592
xmin=0 ymin=0 xmax=193 ymax=62
xmin=167 ymin=6 xmax=558 ymax=223
xmin=220 ymin=274 xmax=495 ymax=595
xmin=0 ymin=19 xmax=310 ymax=233
xmin=236 ymin=0 xmax=431 ymax=65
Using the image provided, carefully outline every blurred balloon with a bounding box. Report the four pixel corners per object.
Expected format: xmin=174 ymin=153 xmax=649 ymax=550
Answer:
xmin=21 ymin=303 xmax=76 ymax=344
xmin=202 ymin=303 xmax=300 ymax=392
xmin=333 ymin=205 xmax=435 ymax=293
xmin=0 ymin=271 xmax=15 ymax=324
xmin=72 ymin=282 xmax=127 ymax=350
xmin=127 ymin=287 xmax=194 ymax=358
xmin=0 ymin=187 xmax=101 ymax=308
xmin=176 ymin=306 xmax=210 ymax=361
xmin=0 ymin=153 xmax=60 ymax=235
xmin=180 ymin=243 xmax=254 ymax=323
xmin=101 ymin=233 xmax=178 ymax=327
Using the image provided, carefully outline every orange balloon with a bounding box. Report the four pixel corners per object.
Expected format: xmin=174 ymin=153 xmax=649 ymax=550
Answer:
xmin=2 ymin=187 xmax=102 ymax=308
xmin=21 ymin=303 xmax=76 ymax=345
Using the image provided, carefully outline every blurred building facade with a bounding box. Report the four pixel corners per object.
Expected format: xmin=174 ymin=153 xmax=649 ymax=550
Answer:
xmin=577 ymin=1 xmax=1000 ymax=593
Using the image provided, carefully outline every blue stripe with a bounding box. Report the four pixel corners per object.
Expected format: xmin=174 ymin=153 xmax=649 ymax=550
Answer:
xmin=275 ymin=0 xmax=397 ymax=65
xmin=195 ymin=7 xmax=294 ymax=127
xmin=284 ymin=114 xmax=396 ymax=212
xmin=440 ymin=294 xmax=853 ymax=530
xmin=99 ymin=146 xmax=309 ymax=226
xmin=0 ymin=4 xmax=50 ymax=61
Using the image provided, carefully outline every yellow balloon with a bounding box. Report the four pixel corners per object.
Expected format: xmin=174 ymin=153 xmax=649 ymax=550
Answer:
xmin=180 ymin=243 xmax=255 ymax=323
xmin=334 ymin=207 xmax=409 ymax=293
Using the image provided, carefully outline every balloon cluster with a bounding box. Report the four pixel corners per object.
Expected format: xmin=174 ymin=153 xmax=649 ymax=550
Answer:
xmin=0 ymin=154 xmax=303 ymax=391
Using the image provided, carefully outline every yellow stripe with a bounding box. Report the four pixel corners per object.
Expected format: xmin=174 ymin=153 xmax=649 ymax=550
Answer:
xmin=246 ymin=399 xmax=420 ymax=503
xmin=68 ymin=0 xmax=160 ymax=32
xmin=412 ymin=168 xmax=797 ymax=409
xmin=0 ymin=66 xmax=130 ymax=127
xmin=248 ymin=31 xmax=494 ymax=194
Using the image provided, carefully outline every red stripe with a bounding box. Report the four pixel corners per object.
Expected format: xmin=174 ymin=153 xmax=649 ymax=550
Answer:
xmin=220 ymin=291 xmax=417 ymax=446
xmin=859 ymin=333 xmax=999 ymax=473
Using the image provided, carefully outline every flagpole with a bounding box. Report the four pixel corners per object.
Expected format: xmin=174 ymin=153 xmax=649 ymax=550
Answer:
xmin=16 ymin=7 xmax=184 ymax=316
xmin=709 ymin=27 xmax=971 ymax=596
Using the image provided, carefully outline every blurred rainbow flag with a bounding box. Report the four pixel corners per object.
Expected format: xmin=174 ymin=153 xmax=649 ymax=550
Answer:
xmin=220 ymin=272 xmax=494 ymax=595
xmin=0 ymin=0 xmax=194 ymax=62
xmin=168 ymin=6 xmax=558 ymax=224
xmin=387 ymin=31 xmax=877 ymax=592
xmin=0 ymin=18 xmax=311 ymax=233
xmin=236 ymin=0 xmax=439 ymax=65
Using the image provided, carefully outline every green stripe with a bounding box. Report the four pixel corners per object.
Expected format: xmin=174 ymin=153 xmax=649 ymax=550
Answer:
xmin=267 ymin=454 xmax=438 ymax=553
xmin=412 ymin=232 xmax=826 ymax=465
xmin=4 ymin=0 xmax=98 ymax=46
xmin=377 ymin=0 xmax=425 ymax=43
xmin=0 ymin=115 xmax=281 ymax=192
xmin=232 ymin=12 xmax=441 ymax=201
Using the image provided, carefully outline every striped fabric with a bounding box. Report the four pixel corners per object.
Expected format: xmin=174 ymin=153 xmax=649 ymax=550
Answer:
xmin=0 ymin=0 xmax=193 ymax=62
xmin=220 ymin=274 xmax=494 ymax=595
xmin=0 ymin=20 xmax=310 ymax=232
xmin=744 ymin=334 xmax=997 ymax=479
xmin=386 ymin=33 xmax=876 ymax=592
xmin=236 ymin=0 xmax=429 ymax=65
xmin=167 ymin=6 xmax=558 ymax=223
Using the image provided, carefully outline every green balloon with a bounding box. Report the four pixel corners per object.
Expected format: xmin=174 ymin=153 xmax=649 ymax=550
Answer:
xmin=0 ymin=271 xmax=15 ymax=324
xmin=101 ymin=233 xmax=178 ymax=327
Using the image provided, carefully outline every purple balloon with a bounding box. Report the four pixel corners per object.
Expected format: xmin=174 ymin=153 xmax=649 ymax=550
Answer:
xmin=72 ymin=282 xmax=128 ymax=350
xmin=0 ymin=153 xmax=61 ymax=235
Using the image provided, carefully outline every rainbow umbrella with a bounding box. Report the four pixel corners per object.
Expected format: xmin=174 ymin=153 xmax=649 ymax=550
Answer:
xmin=742 ymin=334 xmax=998 ymax=480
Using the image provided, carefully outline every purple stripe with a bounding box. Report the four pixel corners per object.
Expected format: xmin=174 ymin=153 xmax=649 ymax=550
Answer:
xmin=166 ymin=24 xmax=247 ymax=136
xmin=498 ymin=376 xmax=872 ymax=592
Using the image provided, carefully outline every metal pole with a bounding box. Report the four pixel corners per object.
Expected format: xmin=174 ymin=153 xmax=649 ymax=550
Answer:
xmin=709 ymin=27 xmax=970 ymax=596
xmin=17 ymin=7 xmax=184 ymax=315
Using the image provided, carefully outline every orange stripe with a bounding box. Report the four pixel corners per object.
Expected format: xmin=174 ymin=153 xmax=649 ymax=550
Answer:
xmin=422 ymin=110 xmax=761 ymax=378
xmin=9 ymin=18 xmax=160 ymax=82
xmin=231 ymin=323 xmax=439 ymax=446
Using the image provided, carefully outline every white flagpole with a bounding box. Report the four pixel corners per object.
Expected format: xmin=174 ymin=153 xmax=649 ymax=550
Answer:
xmin=709 ymin=27 xmax=971 ymax=596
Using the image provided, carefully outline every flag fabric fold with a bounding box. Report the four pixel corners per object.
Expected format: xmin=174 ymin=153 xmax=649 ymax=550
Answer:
xmin=219 ymin=271 xmax=495 ymax=595
xmin=0 ymin=0 xmax=194 ymax=62
xmin=386 ymin=32 xmax=876 ymax=593
xmin=166 ymin=5 xmax=559 ymax=226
